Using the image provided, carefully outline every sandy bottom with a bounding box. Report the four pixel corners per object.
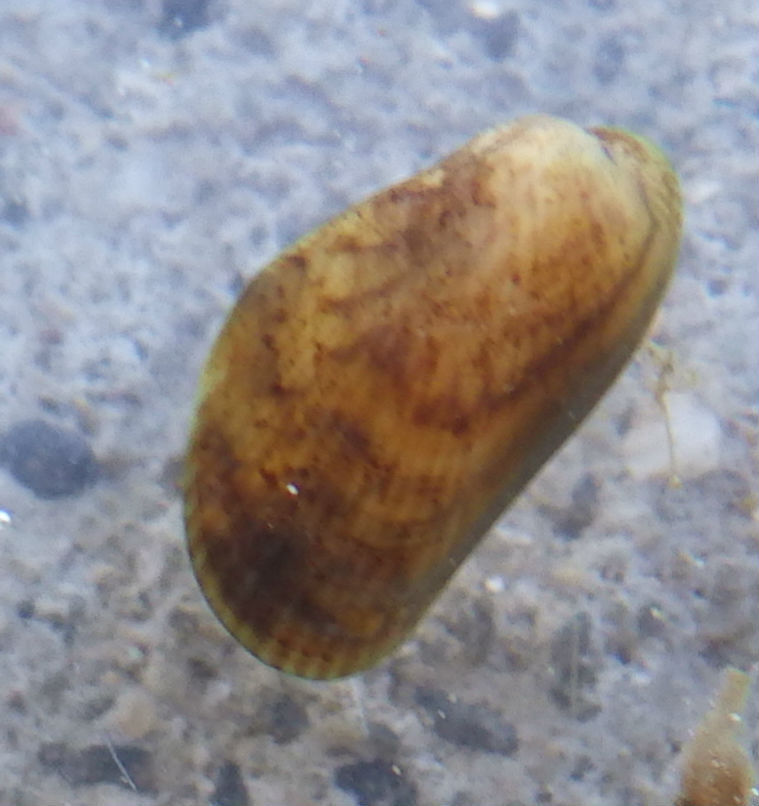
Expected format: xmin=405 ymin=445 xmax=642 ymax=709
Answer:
xmin=0 ymin=1 xmax=756 ymax=804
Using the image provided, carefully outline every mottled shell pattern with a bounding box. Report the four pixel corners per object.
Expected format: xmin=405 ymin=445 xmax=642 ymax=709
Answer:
xmin=184 ymin=115 xmax=682 ymax=679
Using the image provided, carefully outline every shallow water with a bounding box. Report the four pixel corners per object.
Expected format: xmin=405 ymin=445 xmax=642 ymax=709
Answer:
xmin=0 ymin=1 xmax=756 ymax=804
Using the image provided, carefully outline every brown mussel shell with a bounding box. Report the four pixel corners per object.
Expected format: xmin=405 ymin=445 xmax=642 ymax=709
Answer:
xmin=184 ymin=115 xmax=682 ymax=679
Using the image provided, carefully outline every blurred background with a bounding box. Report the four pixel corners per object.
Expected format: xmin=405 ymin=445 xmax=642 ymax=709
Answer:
xmin=0 ymin=1 xmax=756 ymax=804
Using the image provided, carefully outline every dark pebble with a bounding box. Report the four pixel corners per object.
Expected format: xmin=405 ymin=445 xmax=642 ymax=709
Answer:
xmin=603 ymin=601 xmax=636 ymax=665
xmin=439 ymin=595 xmax=495 ymax=665
xmin=470 ymin=11 xmax=520 ymax=60
xmin=570 ymin=754 xmax=594 ymax=781
xmin=0 ymin=419 xmax=98 ymax=498
xmin=366 ymin=722 xmax=401 ymax=758
xmin=262 ymin=694 xmax=309 ymax=744
xmin=186 ymin=656 xmax=218 ymax=688
xmin=211 ymin=761 xmax=249 ymax=806
xmin=593 ymin=35 xmax=626 ymax=84
xmin=414 ymin=687 xmax=518 ymax=756
xmin=38 ymin=742 xmax=157 ymax=793
xmin=159 ymin=0 xmax=212 ymax=38
xmin=636 ymin=602 xmax=668 ymax=639
xmin=334 ymin=758 xmax=417 ymax=806
xmin=16 ymin=599 xmax=35 ymax=619
xmin=548 ymin=612 xmax=601 ymax=720
xmin=2 ymin=197 xmax=29 ymax=227
xmin=236 ymin=27 xmax=274 ymax=56
xmin=545 ymin=473 xmax=600 ymax=540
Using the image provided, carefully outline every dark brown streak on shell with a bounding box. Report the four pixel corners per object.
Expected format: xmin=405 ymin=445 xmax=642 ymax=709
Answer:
xmin=188 ymin=428 xmax=345 ymax=644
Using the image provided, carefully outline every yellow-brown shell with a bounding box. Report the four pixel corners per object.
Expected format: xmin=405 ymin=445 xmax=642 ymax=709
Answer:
xmin=183 ymin=115 xmax=682 ymax=679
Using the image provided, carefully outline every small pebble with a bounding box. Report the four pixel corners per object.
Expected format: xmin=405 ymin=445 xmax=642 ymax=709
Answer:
xmin=334 ymin=758 xmax=417 ymax=806
xmin=548 ymin=612 xmax=601 ymax=720
xmin=593 ymin=35 xmax=626 ymax=84
xmin=159 ymin=0 xmax=212 ymax=38
xmin=439 ymin=596 xmax=495 ymax=666
xmin=266 ymin=694 xmax=309 ymax=746
xmin=470 ymin=10 xmax=520 ymax=60
xmin=2 ymin=196 xmax=29 ymax=227
xmin=211 ymin=761 xmax=250 ymax=806
xmin=543 ymin=473 xmax=600 ymax=540
xmin=637 ymin=603 xmax=668 ymax=639
xmin=0 ymin=419 xmax=98 ymax=498
xmin=414 ymin=687 xmax=518 ymax=755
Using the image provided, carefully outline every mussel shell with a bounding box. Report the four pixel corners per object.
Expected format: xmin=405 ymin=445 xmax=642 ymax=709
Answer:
xmin=184 ymin=115 xmax=682 ymax=679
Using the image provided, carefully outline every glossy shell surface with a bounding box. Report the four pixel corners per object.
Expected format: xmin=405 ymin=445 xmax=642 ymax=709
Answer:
xmin=184 ymin=115 xmax=682 ymax=679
